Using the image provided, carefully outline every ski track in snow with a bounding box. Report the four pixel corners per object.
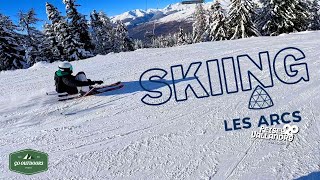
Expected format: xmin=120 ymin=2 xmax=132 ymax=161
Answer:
xmin=0 ymin=31 xmax=320 ymax=179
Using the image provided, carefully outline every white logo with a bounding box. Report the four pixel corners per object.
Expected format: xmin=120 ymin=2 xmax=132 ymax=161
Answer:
xmin=251 ymin=124 xmax=299 ymax=142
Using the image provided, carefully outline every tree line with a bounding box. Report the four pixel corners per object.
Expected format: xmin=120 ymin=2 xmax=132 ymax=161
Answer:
xmin=0 ymin=0 xmax=134 ymax=71
xmin=146 ymin=0 xmax=320 ymax=48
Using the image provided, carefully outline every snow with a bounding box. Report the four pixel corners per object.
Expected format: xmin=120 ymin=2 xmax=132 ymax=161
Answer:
xmin=1 ymin=31 xmax=320 ymax=179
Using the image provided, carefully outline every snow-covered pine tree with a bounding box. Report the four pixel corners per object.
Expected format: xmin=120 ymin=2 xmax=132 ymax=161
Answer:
xmin=164 ymin=33 xmax=176 ymax=47
xmin=185 ymin=32 xmax=194 ymax=44
xmin=151 ymin=36 xmax=159 ymax=48
xmin=18 ymin=9 xmax=48 ymax=66
xmin=133 ymin=39 xmax=144 ymax=50
xmin=294 ymin=0 xmax=311 ymax=31
xmin=46 ymin=1 xmax=90 ymax=61
xmin=113 ymin=21 xmax=134 ymax=53
xmin=55 ymin=18 xmax=90 ymax=61
xmin=63 ymin=0 xmax=94 ymax=55
xmin=90 ymin=10 xmax=114 ymax=55
xmin=251 ymin=0 xmax=260 ymax=24
xmin=152 ymin=34 xmax=177 ymax=48
xmin=0 ymin=14 xmax=26 ymax=71
xmin=33 ymin=31 xmax=56 ymax=62
xmin=98 ymin=11 xmax=115 ymax=54
xmin=259 ymin=0 xmax=310 ymax=36
xmin=152 ymin=35 xmax=164 ymax=48
xmin=309 ymin=0 xmax=320 ymax=30
xmin=43 ymin=23 xmax=61 ymax=62
xmin=45 ymin=2 xmax=64 ymax=60
xmin=229 ymin=0 xmax=260 ymax=39
xmin=207 ymin=0 xmax=229 ymax=41
xmin=177 ymin=27 xmax=187 ymax=45
xmin=192 ymin=3 xmax=207 ymax=43
xmin=90 ymin=10 xmax=103 ymax=54
xmin=46 ymin=2 xmax=63 ymax=24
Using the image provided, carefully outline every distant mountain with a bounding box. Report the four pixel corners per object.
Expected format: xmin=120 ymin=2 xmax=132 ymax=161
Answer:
xmin=111 ymin=2 xmax=229 ymax=40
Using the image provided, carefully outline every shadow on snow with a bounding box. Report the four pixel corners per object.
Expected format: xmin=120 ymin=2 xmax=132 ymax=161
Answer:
xmin=97 ymin=78 xmax=194 ymax=97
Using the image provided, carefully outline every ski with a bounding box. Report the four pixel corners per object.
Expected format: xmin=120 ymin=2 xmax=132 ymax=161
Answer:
xmin=94 ymin=81 xmax=122 ymax=89
xmin=58 ymin=84 xmax=124 ymax=102
xmin=46 ymin=81 xmax=121 ymax=96
xmin=58 ymin=87 xmax=97 ymax=101
xmin=58 ymin=94 xmax=69 ymax=97
xmin=58 ymin=94 xmax=81 ymax=101
xmin=91 ymin=84 xmax=124 ymax=95
xmin=46 ymin=92 xmax=68 ymax=96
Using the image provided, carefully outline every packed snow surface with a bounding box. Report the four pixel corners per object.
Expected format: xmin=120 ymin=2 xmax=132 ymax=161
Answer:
xmin=0 ymin=31 xmax=320 ymax=179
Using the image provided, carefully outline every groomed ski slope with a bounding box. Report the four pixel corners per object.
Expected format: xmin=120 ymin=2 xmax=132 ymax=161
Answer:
xmin=1 ymin=31 xmax=320 ymax=180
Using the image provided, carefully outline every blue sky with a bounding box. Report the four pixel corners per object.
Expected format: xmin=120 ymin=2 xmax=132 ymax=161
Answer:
xmin=0 ymin=0 xmax=196 ymax=29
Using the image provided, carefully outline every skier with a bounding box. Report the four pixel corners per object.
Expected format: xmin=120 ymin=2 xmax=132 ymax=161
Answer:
xmin=54 ymin=62 xmax=103 ymax=95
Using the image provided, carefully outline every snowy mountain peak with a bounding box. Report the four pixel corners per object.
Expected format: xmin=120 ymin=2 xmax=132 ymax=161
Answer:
xmin=129 ymin=9 xmax=147 ymax=17
xmin=111 ymin=1 xmax=230 ymax=27
xmin=111 ymin=2 xmax=205 ymax=26
xmin=111 ymin=1 xmax=229 ymax=39
xmin=114 ymin=9 xmax=148 ymax=23
xmin=163 ymin=2 xmax=196 ymax=11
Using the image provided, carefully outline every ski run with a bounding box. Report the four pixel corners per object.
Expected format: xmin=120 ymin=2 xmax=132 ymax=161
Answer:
xmin=0 ymin=31 xmax=320 ymax=179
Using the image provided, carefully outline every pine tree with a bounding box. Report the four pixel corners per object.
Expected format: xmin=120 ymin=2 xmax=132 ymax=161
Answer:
xmin=294 ymin=0 xmax=311 ymax=31
xmin=63 ymin=0 xmax=94 ymax=55
xmin=259 ymin=0 xmax=310 ymax=36
xmin=46 ymin=1 xmax=91 ymax=61
xmin=309 ymin=0 xmax=320 ymax=30
xmin=151 ymin=34 xmax=177 ymax=48
xmin=229 ymin=0 xmax=260 ymax=39
xmin=34 ymin=31 xmax=55 ymax=62
xmin=177 ymin=27 xmax=187 ymax=45
xmin=46 ymin=2 xmax=63 ymax=24
xmin=45 ymin=2 xmax=64 ymax=60
xmin=55 ymin=18 xmax=90 ymax=61
xmin=185 ymin=32 xmax=194 ymax=44
xmin=18 ymin=9 xmax=47 ymax=66
xmin=0 ymin=14 xmax=26 ymax=71
xmin=43 ymin=23 xmax=60 ymax=62
xmin=133 ymin=39 xmax=144 ymax=50
xmin=193 ymin=4 xmax=207 ymax=43
xmin=113 ymin=21 xmax=134 ymax=53
xmin=152 ymin=35 xmax=164 ymax=48
xmin=90 ymin=10 xmax=114 ymax=55
xmin=207 ymin=0 xmax=229 ymax=41
xmin=167 ymin=33 xmax=177 ymax=47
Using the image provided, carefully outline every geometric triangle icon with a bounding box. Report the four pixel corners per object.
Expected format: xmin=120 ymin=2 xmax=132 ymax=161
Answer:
xmin=248 ymin=85 xmax=274 ymax=110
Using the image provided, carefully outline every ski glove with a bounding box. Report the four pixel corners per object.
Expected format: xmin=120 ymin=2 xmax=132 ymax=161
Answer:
xmin=87 ymin=79 xmax=96 ymax=85
xmin=94 ymin=81 xmax=104 ymax=85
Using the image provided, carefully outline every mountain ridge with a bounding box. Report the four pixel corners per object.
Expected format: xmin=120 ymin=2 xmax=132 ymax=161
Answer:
xmin=110 ymin=2 xmax=220 ymax=39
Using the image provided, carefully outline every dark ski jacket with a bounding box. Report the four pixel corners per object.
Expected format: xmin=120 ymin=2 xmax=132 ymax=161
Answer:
xmin=54 ymin=70 xmax=92 ymax=94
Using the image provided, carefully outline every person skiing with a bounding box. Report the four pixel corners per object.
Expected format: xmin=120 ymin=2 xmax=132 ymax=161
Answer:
xmin=54 ymin=62 xmax=103 ymax=95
